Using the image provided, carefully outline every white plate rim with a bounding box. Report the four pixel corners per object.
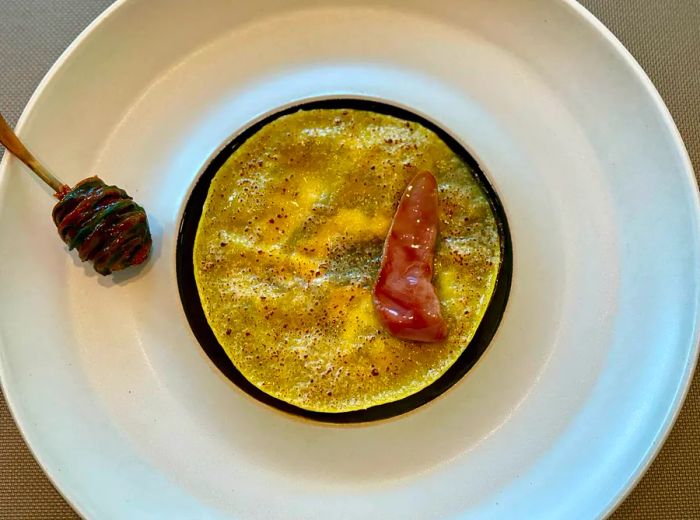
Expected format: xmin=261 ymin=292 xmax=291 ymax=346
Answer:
xmin=561 ymin=3 xmax=699 ymax=516
xmin=0 ymin=0 xmax=698 ymax=518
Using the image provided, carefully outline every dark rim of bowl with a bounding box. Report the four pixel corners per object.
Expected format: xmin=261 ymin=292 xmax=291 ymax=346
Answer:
xmin=176 ymin=98 xmax=512 ymax=423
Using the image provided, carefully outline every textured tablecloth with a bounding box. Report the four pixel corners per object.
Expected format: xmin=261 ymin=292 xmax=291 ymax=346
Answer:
xmin=1 ymin=1 xmax=699 ymax=518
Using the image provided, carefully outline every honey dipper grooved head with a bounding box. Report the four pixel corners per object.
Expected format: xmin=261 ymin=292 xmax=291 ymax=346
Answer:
xmin=52 ymin=176 xmax=152 ymax=275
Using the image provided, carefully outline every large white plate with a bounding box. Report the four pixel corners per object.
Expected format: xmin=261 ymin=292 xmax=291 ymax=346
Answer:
xmin=1 ymin=0 xmax=698 ymax=518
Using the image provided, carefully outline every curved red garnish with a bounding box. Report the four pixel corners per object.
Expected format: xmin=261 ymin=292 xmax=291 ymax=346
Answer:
xmin=373 ymin=171 xmax=448 ymax=342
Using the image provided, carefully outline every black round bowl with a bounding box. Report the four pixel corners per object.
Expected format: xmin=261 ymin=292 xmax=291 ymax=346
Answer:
xmin=176 ymin=99 xmax=512 ymax=423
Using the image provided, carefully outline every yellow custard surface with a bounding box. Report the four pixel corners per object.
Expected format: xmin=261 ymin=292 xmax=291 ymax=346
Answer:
xmin=193 ymin=108 xmax=501 ymax=413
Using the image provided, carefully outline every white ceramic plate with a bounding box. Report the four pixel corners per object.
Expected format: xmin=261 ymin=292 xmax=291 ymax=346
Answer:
xmin=1 ymin=0 xmax=698 ymax=518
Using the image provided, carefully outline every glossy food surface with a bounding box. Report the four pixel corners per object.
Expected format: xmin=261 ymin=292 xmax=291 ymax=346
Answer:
xmin=52 ymin=176 xmax=152 ymax=275
xmin=194 ymin=108 xmax=501 ymax=412
xmin=374 ymin=171 xmax=448 ymax=342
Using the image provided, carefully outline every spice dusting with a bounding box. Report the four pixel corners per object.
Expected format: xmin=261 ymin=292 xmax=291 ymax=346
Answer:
xmin=193 ymin=109 xmax=500 ymax=413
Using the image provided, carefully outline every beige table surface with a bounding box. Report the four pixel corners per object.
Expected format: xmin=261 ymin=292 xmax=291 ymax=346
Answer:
xmin=1 ymin=1 xmax=699 ymax=518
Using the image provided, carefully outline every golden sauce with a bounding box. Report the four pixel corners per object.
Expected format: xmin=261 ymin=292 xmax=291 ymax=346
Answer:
xmin=193 ymin=109 xmax=501 ymax=412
